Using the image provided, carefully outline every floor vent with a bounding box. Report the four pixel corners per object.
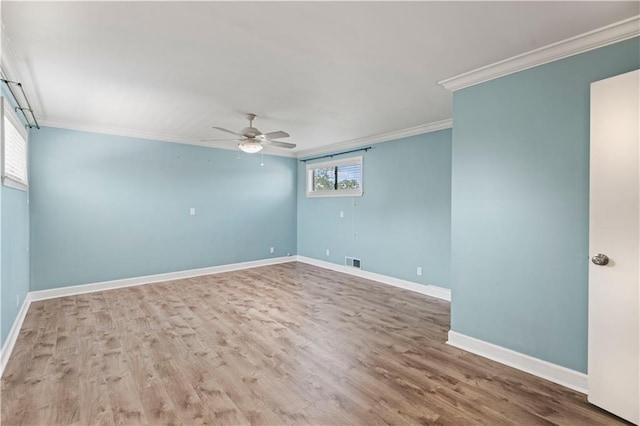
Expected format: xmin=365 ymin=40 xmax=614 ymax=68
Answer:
xmin=345 ymin=257 xmax=361 ymax=269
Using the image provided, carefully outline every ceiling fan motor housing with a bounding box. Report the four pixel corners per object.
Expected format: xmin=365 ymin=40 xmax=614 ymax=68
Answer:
xmin=240 ymin=126 xmax=261 ymax=138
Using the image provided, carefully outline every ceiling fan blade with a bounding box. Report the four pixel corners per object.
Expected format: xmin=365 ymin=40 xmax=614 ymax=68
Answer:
xmin=261 ymin=131 xmax=290 ymax=139
xmin=200 ymin=138 xmax=239 ymax=142
xmin=265 ymin=139 xmax=296 ymax=149
xmin=212 ymin=126 xmax=242 ymax=137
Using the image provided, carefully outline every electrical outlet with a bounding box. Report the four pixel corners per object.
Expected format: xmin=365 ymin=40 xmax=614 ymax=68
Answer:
xmin=190 ymin=207 xmax=196 ymax=216
xmin=270 ymin=247 xmax=275 ymax=254
xmin=326 ymin=249 xmax=330 ymax=256
xmin=417 ymin=266 xmax=423 ymax=276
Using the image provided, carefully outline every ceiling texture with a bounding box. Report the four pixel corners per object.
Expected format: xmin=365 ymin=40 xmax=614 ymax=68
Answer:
xmin=1 ymin=1 xmax=638 ymax=156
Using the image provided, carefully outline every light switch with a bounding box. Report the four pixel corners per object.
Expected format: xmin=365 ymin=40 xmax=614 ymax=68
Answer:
xmin=190 ymin=208 xmax=196 ymax=216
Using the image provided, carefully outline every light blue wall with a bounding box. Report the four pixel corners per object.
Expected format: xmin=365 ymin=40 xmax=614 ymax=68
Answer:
xmin=0 ymin=88 xmax=30 ymax=348
xmin=29 ymin=127 xmax=297 ymax=291
xmin=451 ymin=37 xmax=640 ymax=373
xmin=1 ymin=187 xmax=29 ymax=346
xmin=297 ymin=129 xmax=452 ymax=288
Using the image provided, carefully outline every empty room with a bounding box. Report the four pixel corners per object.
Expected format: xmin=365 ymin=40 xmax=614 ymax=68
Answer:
xmin=0 ymin=1 xmax=639 ymax=425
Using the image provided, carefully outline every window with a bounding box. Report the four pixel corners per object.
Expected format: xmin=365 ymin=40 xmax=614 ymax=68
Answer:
xmin=306 ymin=156 xmax=363 ymax=197
xmin=1 ymin=97 xmax=28 ymax=191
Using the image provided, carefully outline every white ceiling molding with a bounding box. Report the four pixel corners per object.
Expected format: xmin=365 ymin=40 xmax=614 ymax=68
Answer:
xmin=439 ymin=15 xmax=640 ymax=92
xmin=39 ymin=118 xmax=297 ymax=158
xmin=295 ymin=118 xmax=453 ymax=159
xmin=40 ymin=117 xmax=452 ymax=160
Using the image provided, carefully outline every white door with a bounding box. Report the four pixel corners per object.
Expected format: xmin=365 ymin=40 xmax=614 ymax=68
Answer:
xmin=589 ymin=69 xmax=639 ymax=425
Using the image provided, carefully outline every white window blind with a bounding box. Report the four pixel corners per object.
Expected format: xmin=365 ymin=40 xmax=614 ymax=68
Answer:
xmin=2 ymin=97 xmax=28 ymax=190
xmin=306 ymin=156 xmax=363 ymax=197
xmin=336 ymin=162 xmax=362 ymax=191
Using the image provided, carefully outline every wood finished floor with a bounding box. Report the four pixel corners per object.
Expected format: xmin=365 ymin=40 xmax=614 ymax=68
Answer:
xmin=1 ymin=262 xmax=626 ymax=425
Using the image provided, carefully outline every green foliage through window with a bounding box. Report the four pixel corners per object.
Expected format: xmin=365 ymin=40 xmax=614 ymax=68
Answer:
xmin=307 ymin=157 xmax=363 ymax=197
xmin=313 ymin=167 xmax=335 ymax=191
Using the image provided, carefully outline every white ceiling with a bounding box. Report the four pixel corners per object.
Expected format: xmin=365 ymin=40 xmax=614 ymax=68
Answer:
xmin=2 ymin=2 xmax=638 ymax=155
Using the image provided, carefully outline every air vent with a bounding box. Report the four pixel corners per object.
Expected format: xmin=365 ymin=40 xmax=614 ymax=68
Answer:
xmin=345 ymin=256 xmax=361 ymax=269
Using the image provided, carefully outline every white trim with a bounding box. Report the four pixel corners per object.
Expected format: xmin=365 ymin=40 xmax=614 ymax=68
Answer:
xmin=439 ymin=16 xmax=640 ymax=91
xmin=296 ymin=119 xmax=453 ymax=159
xmin=296 ymin=255 xmax=451 ymax=301
xmin=2 ymin=257 xmax=587 ymax=396
xmin=3 ymin=19 xmax=450 ymax=160
xmin=303 ymin=191 xmax=363 ymax=198
xmin=447 ymin=330 xmax=588 ymax=394
xmin=1 ymin=293 xmax=33 ymax=376
xmin=39 ymin=119 xmax=297 ymax=158
xmin=0 ymin=256 xmax=296 ymax=375
xmin=39 ymin=118 xmax=453 ymax=161
xmin=2 ymin=254 xmax=447 ymax=375
xmin=29 ymin=256 xmax=295 ymax=302
xmin=2 ymin=176 xmax=27 ymax=192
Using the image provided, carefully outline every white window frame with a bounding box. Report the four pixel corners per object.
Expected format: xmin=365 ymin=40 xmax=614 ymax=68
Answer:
xmin=306 ymin=156 xmax=363 ymax=198
xmin=1 ymin=97 xmax=28 ymax=191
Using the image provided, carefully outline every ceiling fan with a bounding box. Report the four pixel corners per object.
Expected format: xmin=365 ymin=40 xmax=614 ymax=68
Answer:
xmin=202 ymin=113 xmax=296 ymax=153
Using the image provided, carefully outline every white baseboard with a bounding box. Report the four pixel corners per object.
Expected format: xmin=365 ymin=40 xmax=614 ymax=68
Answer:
xmin=447 ymin=330 xmax=588 ymax=394
xmin=1 ymin=256 xmax=295 ymax=376
xmin=1 ymin=293 xmax=33 ymax=376
xmin=29 ymin=256 xmax=295 ymax=302
xmin=296 ymin=255 xmax=451 ymax=301
xmin=4 ymin=255 xmax=446 ymax=377
xmin=4 ymin=257 xmax=585 ymax=397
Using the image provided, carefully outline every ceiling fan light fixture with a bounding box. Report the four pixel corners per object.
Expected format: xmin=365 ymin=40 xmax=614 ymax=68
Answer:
xmin=238 ymin=140 xmax=263 ymax=154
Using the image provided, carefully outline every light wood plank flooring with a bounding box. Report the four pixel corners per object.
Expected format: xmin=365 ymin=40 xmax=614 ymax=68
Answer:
xmin=1 ymin=262 xmax=627 ymax=425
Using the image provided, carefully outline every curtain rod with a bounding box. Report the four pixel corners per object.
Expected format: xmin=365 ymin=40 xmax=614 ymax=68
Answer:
xmin=1 ymin=78 xmax=40 ymax=129
xmin=300 ymin=146 xmax=372 ymax=163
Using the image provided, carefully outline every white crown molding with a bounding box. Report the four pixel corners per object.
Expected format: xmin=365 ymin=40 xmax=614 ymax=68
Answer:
xmin=447 ymin=331 xmax=588 ymax=394
xmin=39 ymin=118 xmax=297 ymax=158
xmin=40 ymin=117 xmax=452 ymax=160
xmin=9 ymin=10 xmax=448 ymax=163
xmin=295 ymin=118 xmax=453 ymax=159
xmin=439 ymin=15 xmax=640 ymax=92
xmin=297 ymin=255 xmax=451 ymax=301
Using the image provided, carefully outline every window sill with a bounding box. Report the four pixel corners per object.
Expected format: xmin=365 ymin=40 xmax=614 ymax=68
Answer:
xmin=2 ymin=176 xmax=28 ymax=192
xmin=306 ymin=190 xmax=363 ymax=198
